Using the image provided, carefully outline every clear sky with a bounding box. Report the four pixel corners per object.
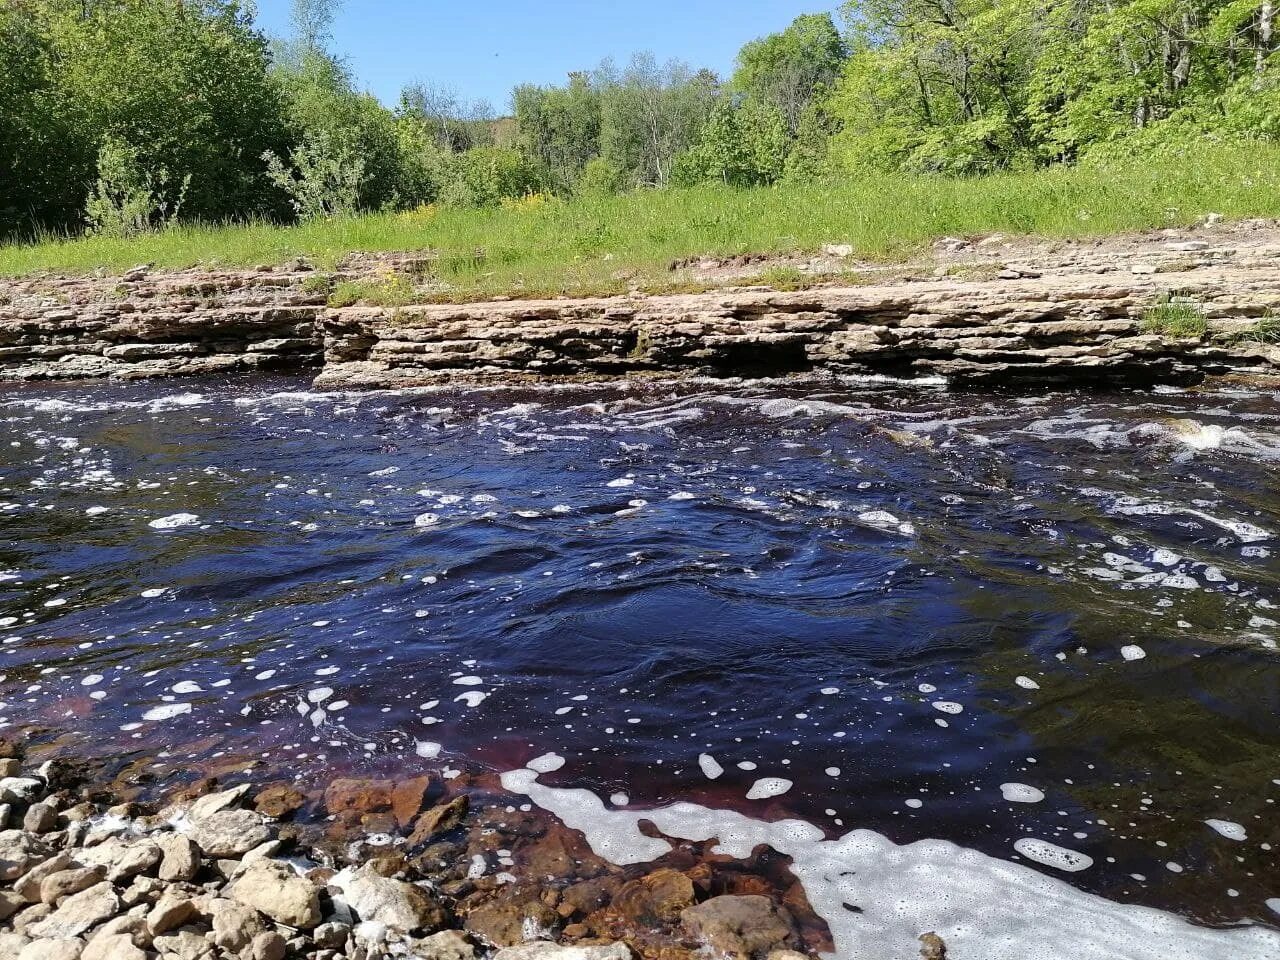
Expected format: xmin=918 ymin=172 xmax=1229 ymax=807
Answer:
xmin=252 ymin=1 xmax=843 ymax=112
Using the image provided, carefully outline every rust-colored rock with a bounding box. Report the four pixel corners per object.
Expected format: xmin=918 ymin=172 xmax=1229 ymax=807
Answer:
xmin=253 ymin=784 xmax=306 ymax=819
xmin=323 ymin=778 xmax=395 ymax=818
xmin=611 ymin=869 xmax=695 ymax=926
xmin=408 ymin=795 xmax=469 ymax=847
xmin=391 ymin=775 xmax=435 ymax=829
xmin=680 ymin=895 xmax=797 ymax=959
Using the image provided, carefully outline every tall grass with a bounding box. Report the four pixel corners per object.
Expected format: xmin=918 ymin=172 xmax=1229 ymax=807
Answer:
xmin=3 ymin=143 xmax=1278 ymax=299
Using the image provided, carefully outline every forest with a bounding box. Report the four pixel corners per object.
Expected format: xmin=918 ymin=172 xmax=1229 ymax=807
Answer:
xmin=1 ymin=0 xmax=1278 ymax=242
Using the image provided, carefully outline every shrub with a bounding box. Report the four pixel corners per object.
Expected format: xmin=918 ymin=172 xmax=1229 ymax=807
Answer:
xmin=264 ymin=132 xmax=366 ymax=221
xmin=84 ymin=136 xmax=189 ymax=238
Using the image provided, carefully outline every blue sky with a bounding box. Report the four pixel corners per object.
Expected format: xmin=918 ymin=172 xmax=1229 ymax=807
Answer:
xmin=253 ymin=1 xmax=843 ymax=111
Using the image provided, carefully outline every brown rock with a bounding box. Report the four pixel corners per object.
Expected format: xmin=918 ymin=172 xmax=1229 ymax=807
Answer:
xmin=252 ymin=785 xmax=306 ymax=820
xmin=612 ymin=869 xmax=695 ymax=925
xmin=28 ymin=881 xmax=120 ymax=939
xmin=680 ymin=895 xmax=796 ymax=959
xmin=463 ymin=892 xmax=558 ymax=947
xmin=231 ymin=858 xmax=322 ymax=929
xmin=40 ymin=865 xmax=109 ymax=905
xmin=408 ymin=796 xmax=469 ymax=847
xmin=323 ymin=778 xmax=394 ymax=817
xmin=82 ymin=935 xmax=146 ymax=960
xmin=919 ymin=932 xmax=947 ymax=959
xmin=391 ymin=775 xmax=435 ymax=828
xmin=155 ymin=834 xmax=200 ymax=883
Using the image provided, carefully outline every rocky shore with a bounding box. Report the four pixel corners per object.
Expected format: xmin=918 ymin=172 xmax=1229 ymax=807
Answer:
xmin=0 ymin=740 xmax=867 ymax=960
xmin=2 ymin=222 xmax=1280 ymax=389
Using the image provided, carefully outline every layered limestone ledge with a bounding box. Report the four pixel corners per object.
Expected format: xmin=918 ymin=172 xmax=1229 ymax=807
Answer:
xmin=316 ymin=259 xmax=1280 ymax=389
xmin=0 ymin=265 xmax=328 ymax=380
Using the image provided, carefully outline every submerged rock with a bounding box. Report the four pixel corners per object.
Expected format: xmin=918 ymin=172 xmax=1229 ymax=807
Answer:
xmin=680 ymin=895 xmax=797 ymax=959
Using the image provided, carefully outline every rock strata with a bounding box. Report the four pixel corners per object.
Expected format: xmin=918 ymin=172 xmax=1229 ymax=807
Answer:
xmin=4 ymin=224 xmax=1280 ymax=388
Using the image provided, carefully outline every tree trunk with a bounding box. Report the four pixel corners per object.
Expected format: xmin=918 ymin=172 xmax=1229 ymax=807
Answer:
xmin=1259 ymin=0 xmax=1275 ymax=74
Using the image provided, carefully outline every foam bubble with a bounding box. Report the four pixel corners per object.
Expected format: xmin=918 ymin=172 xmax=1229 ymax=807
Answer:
xmin=149 ymin=513 xmax=199 ymax=530
xmin=1013 ymin=838 xmax=1094 ymax=873
xmin=698 ymin=753 xmax=724 ymax=780
xmin=142 ymin=703 xmax=192 ymax=722
xmin=746 ymin=777 xmax=793 ymax=800
xmin=1001 ymin=783 xmax=1046 ymax=804
xmin=527 ymin=752 xmax=566 ymax=774
xmin=1204 ymin=819 xmax=1247 ymax=842
xmin=1121 ymin=645 xmax=1147 ymax=662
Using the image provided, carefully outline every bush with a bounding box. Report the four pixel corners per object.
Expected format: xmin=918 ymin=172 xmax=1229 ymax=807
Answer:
xmin=264 ymin=132 xmax=366 ymax=221
xmin=85 ymin=136 xmax=189 ymax=238
xmin=439 ymin=147 xmax=547 ymax=207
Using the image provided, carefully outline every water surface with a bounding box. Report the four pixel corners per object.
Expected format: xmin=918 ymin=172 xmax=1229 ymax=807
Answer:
xmin=1 ymin=374 xmax=1277 ymax=944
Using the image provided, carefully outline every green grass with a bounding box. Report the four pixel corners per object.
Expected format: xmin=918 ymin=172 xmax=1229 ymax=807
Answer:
xmin=1241 ymin=311 xmax=1280 ymax=344
xmin=3 ymin=143 xmax=1280 ymax=301
xmin=1140 ymin=296 xmax=1208 ymax=338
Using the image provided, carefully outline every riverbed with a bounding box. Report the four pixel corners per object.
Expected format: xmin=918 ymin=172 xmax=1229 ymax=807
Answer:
xmin=2 ymin=374 xmax=1277 ymax=957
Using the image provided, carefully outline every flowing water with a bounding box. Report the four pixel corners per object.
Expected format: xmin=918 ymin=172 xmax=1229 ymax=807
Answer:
xmin=2 ymin=374 xmax=1278 ymax=957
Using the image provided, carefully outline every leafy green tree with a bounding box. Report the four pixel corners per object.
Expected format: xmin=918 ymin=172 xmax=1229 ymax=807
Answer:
xmin=439 ymin=147 xmax=546 ymax=206
xmin=512 ymin=74 xmax=602 ymax=190
xmin=732 ymin=13 xmax=847 ymax=134
xmin=673 ymin=99 xmax=789 ymax=187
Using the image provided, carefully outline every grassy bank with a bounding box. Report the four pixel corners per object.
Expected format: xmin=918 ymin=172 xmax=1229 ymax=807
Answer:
xmin=3 ymin=143 xmax=1279 ymax=298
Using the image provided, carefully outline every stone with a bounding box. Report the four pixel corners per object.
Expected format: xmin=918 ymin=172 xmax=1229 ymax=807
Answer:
xmin=17 ymin=939 xmax=85 ymax=960
xmin=187 ymin=784 xmax=253 ymax=822
xmin=154 ymin=834 xmax=200 ymax=882
xmin=766 ymin=952 xmax=809 ymax=960
xmin=407 ymin=796 xmax=469 ymax=847
xmin=679 ymin=896 xmax=796 ymax=959
xmin=79 ymin=840 xmax=161 ymax=883
xmin=312 ymin=921 xmax=351 ymax=950
xmin=0 ymin=933 xmax=33 ymax=957
xmin=0 ymin=776 xmax=45 ymax=804
xmin=151 ymin=929 xmax=212 ymax=960
xmin=41 ymin=866 xmax=109 ymax=905
xmin=86 ymin=915 xmax=151 ymax=950
xmin=28 ymin=881 xmax=120 ymax=939
xmin=2 ymin=887 xmax=25 ymax=920
xmin=187 ymin=809 xmax=270 ymax=858
xmin=15 ymin=852 xmax=75 ymax=901
xmin=231 ymin=858 xmax=321 ymax=929
xmin=919 ymin=931 xmax=947 ymax=959
xmin=411 ymin=929 xmax=476 ymax=960
xmin=611 ymin=869 xmax=694 ymax=924
xmin=13 ymin=902 xmax=54 ymax=933
xmin=251 ymin=932 xmax=287 ymax=960
xmin=208 ymin=899 xmax=264 ymax=952
xmin=24 ymin=802 xmax=58 ymax=833
xmin=323 ymin=778 xmax=395 ymax=817
xmin=339 ymin=871 xmax=447 ymax=934
xmin=251 ymin=785 xmax=305 ymax=820
xmin=1 ymin=829 xmax=52 ymax=880
xmin=821 ymin=244 xmax=854 ymax=258
xmin=464 ymin=895 xmax=558 ymax=948
xmin=146 ymin=889 xmax=200 ymax=935
xmin=0 ymin=802 xmax=11 ymax=828
xmin=491 ymin=944 xmax=632 ymax=960
xmin=391 ymin=776 xmax=434 ymax=828
xmin=81 ymin=935 xmax=147 ymax=960
xmin=0 ymin=758 xmax=21 ymax=776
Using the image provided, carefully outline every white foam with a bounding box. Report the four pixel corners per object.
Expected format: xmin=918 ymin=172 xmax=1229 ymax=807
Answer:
xmin=1121 ymin=645 xmax=1147 ymax=662
xmin=745 ymin=778 xmax=793 ymax=800
xmin=415 ymin=741 xmax=441 ymax=759
xmin=1204 ymin=819 xmax=1247 ymax=842
xmin=933 ymin=701 xmax=964 ymax=715
xmin=142 ymin=703 xmax=191 ymax=721
xmin=698 ymin=753 xmax=724 ymax=780
xmin=149 ymin=513 xmax=199 ymax=530
xmin=501 ymin=766 xmax=1279 ymax=959
xmin=1013 ymin=838 xmax=1094 ymax=873
xmin=1001 ymin=783 xmax=1046 ymax=804
xmin=1015 ymin=676 xmax=1041 ymax=690
xmin=527 ymin=752 xmax=565 ymax=774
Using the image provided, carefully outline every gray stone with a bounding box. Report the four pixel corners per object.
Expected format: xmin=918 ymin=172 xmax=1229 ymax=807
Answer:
xmin=209 ymin=898 xmax=264 ymax=952
xmin=250 ymin=931 xmax=286 ymax=960
xmin=41 ymin=866 xmax=109 ymax=905
xmin=24 ymin=802 xmax=58 ymax=834
xmin=187 ymin=809 xmax=270 ymax=858
xmin=28 ymin=881 xmax=120 ymax=939
xmin=17 ymin=939 xmax=85 ymax=960
xmin=1 ymin=828 xmax=52 ymax=880
xmin=82 ymin=935 xmax=147 ymax=960
xmin=339 ymin=870 xmax=447 ymax=934
xmin=230 ymin=858 xmax=321 ymax=929
xmin=0 ymin=777 xmax=45 ymax=804
xmin=1 ymin=887 xmax=25 ymax=920
xmin=154 ymin=834 xmax=200 ymax=883
xmin=15 ymin=851 xmax=75 ymax=901
xmin=312 ymin=921 xmax=350 ymax=950
xmin=146 ymin=889 xmax=200 ymax=935
xmin=187 ymin=784 xmax=252 ymax=822
xmin=1 ymin=933 xmax=34 ymax=958
xmin=151 ymin=929 xmax=213 ymax=960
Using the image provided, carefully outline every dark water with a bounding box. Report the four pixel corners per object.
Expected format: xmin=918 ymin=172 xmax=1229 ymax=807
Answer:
xmin=2 ymin=375 xmax=1278 ymax=936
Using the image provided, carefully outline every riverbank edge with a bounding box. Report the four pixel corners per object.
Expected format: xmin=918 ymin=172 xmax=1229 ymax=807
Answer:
xmin=1 ymin=742 xmax=851 ymax=960
xmin=3 ymin=223 xmax=1280 ymax=391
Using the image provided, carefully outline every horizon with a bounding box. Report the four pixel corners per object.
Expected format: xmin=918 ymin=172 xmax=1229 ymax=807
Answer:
xmin=251 ymin=0 xmax=843 ymax=111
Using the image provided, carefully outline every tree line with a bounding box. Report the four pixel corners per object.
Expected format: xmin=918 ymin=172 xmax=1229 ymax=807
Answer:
xmin=1 ymin=0 xmax=1277 ymax=240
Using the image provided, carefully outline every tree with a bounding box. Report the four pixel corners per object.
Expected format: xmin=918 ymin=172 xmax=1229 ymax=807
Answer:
xmin=673 ymin=100 xmax=790 ymax=187
xmin=732 ymin=13 xmax=847 ymax=134
xmin=512 ymin=73 xmax=602 ymax=190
